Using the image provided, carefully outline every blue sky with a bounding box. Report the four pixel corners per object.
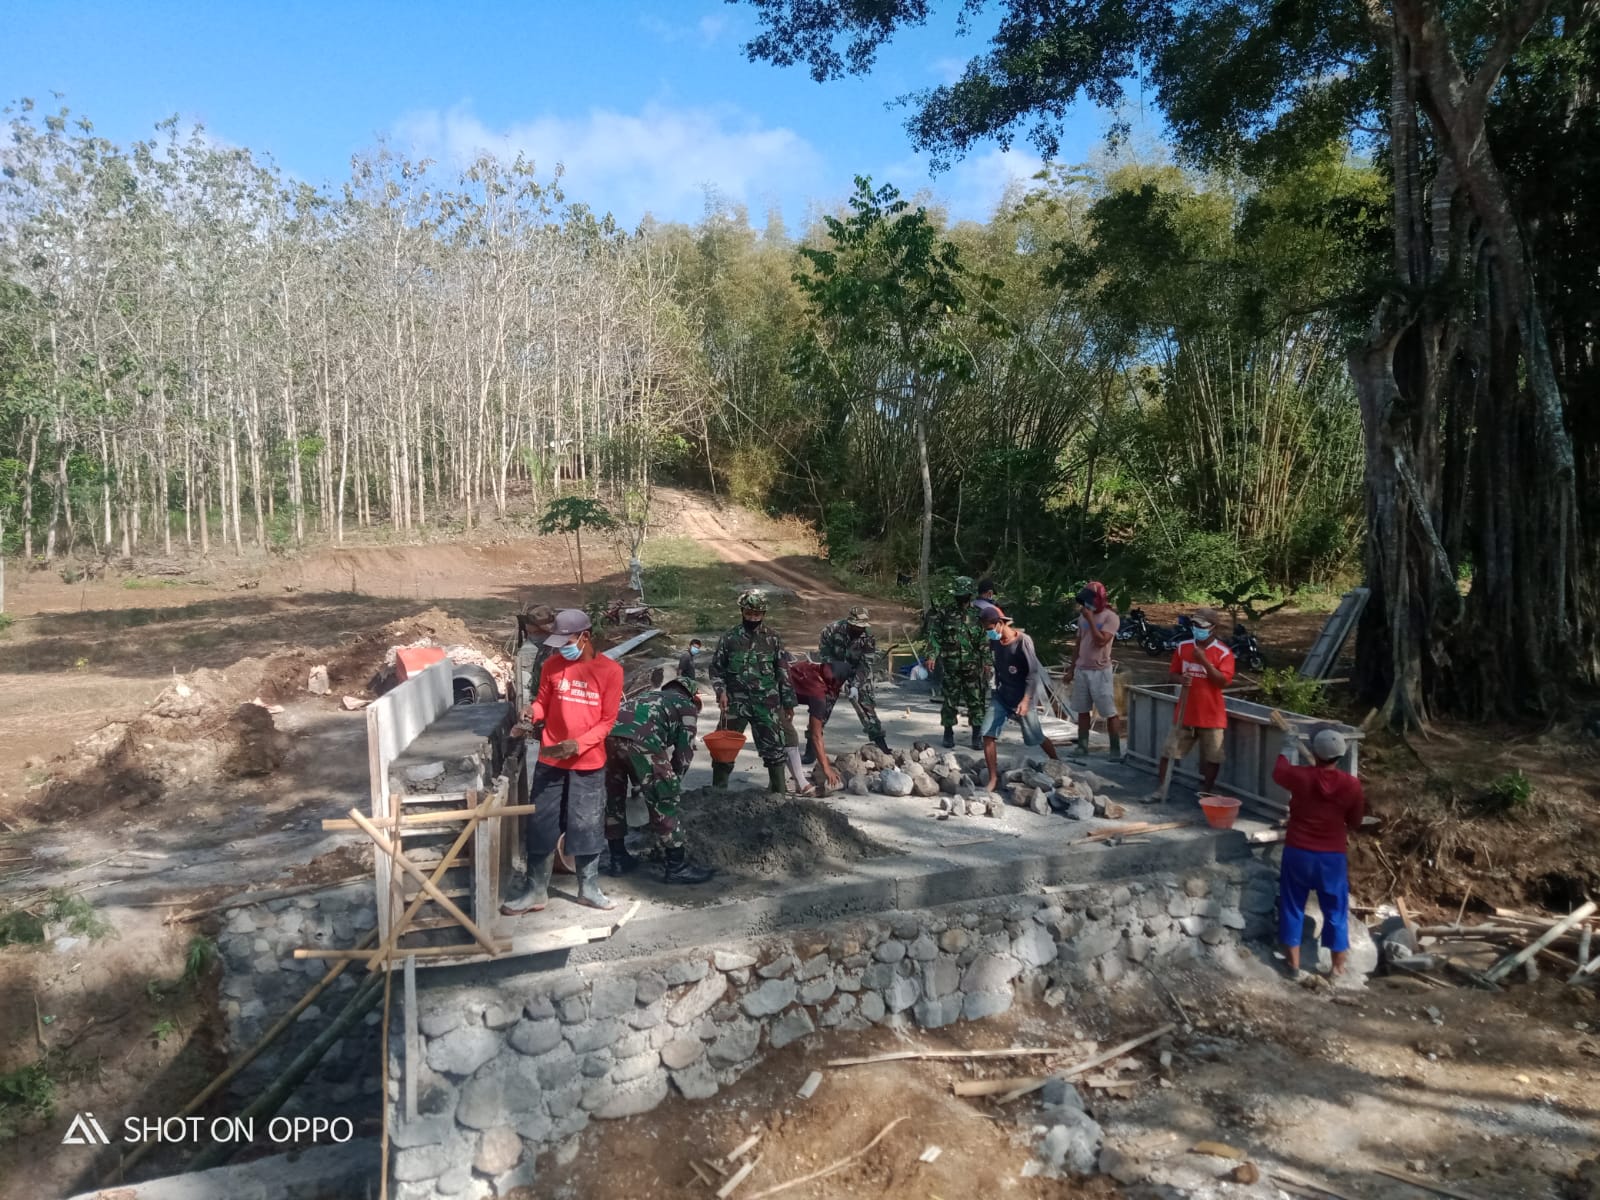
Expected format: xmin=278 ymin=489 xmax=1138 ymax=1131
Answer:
xmin=0 ymin=0 xmax=1118 ymax=229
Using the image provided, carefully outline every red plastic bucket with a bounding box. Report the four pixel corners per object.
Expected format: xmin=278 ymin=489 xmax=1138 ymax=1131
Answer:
xmin=703 ymin=728 xmax=746 ymax=764
xmin=1198 ymin=794 xmax=1241 ymax=830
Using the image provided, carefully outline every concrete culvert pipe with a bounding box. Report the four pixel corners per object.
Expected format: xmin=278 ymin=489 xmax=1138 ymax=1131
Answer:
xmin=451 ymin=663 xmax=498 ymax=706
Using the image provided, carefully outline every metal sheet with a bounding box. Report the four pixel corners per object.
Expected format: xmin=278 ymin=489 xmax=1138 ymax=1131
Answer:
xmin=1124 ymin=683 xmax=1363 ymax=817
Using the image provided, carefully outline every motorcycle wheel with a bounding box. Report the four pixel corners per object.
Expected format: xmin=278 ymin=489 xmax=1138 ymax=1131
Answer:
xmin=1141 ymin=635 xmax=1165 ymax=656
xmin=1248 ymin=654 xmax=1264 ymax=672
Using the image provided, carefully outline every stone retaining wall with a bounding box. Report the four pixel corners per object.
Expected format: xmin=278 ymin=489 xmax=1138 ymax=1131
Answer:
xmin=217 ymin=881 xmax=382 ymax=1112
xmin=388 ymin=857 xmax=1279 ymax=1200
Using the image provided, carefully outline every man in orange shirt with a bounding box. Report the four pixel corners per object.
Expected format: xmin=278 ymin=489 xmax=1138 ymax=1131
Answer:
xmin=1150 ymin=606 xmax=1235 ymax=796
xmin=502 ymin=609 xmax=623 ymax=915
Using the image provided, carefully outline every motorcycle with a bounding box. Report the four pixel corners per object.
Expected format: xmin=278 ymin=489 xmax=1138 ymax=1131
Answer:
xmin=1141 ymin=613 xmax=1193 ymax=656
xmin=1230 ymin=622 xmax=1265 ymax=672
xmin=1117 ymin=608 xmax=1152 ymax=644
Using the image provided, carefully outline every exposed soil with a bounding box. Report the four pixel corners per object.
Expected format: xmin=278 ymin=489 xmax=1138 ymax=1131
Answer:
xmin=534 ymin=956 xmax=1600 ymax=1200
xmin=678 ymin=786 xmax=893 ymax=879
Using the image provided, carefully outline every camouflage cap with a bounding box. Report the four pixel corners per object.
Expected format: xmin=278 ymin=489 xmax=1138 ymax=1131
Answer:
xmin=951 ymin=575 xmax=975 ymax=597
xmin=665 ymin=676 xmax=699 ymax=697
xmin=737 ymin=588 xmax=769 ymax=611
xmin=846 ymin=605 xmax=870 ymax=626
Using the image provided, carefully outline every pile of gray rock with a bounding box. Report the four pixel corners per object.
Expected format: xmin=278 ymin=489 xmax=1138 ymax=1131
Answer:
xmin=828 ymin=743 xmax=1127 ymax=823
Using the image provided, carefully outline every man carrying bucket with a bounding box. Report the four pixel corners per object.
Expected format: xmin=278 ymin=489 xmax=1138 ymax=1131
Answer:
xmin=1149 ymin=606 xmax=1235 ymax=799
xmin=710 ymin=589 xmax=798 ymax=794
xmin=1270 ymin=718 xmax=1366 ymax=982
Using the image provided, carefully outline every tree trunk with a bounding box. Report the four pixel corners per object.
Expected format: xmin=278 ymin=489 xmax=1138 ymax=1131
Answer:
xmin=914 ymin=400 xmax=933 ymax=616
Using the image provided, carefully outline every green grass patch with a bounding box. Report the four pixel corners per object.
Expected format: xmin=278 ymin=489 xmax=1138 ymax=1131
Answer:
xmin=1479 ymin=770 xmax=1533 ymax=815
xmin=1255 ymin=668 xmax=1334 ymax=718
xmin=0 ymin=612 xmax=13 ymax=635
xmin=121 ymin=576 xmax=186 ymax=590
xmin=182 ymin=935 xmax=218 ymax=989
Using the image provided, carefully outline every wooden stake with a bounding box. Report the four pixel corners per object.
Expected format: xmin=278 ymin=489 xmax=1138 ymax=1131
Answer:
xmin=742 ymin=1119 xmax=906 ymax=1200
xmin=717 ymin=1154 xmax=761 ymax=1198
xmin=952 ymin=1076 xmax=1047 ymax=1097
xmin=722 ymin=1132 xmax=763 ymax=1165
xmin=1484 ymin=900 xmax=1597 ymax=982
xmin=1371 ymin=1164 xmax=1488 ymax=1200
xmin=829 ymin=1044 xmax=1086 ymax=1068
xmin=349 ymin=808 xmax=500 ymax=958
xmin=379 ymin=951 xmax=394 ymax=1200
xmin=321 ymin=803 xmax=538 ymax=831
xmin=992 ymin=1024 xmax=1177 ymax=1104
xmin=295 ymin=942 xmax=512 ymax=962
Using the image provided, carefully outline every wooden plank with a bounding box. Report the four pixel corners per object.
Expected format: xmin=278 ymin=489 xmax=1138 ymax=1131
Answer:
xmin=602 ymin=628 xmax=662 ymax=660
xmin=322 ymin=804 xmax=538 ymax=831
xmin=1484 ymin=901 xmax=1597 ymax=982
xmin=403 ymin=955 xmax=419 ymax=1122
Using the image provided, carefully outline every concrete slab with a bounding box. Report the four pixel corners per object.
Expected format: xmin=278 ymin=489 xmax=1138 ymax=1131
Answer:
xmin=463 ymin=677 xmax=1251 ymax=980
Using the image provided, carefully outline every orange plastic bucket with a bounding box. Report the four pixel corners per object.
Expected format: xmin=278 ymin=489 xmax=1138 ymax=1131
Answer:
xmin=1198 ymin=794 xmax=1241 ymax=830
xmin=703 ymin=728 xmax=746 ymax=764
xmin=553 ymin=833 xmax=576 ymax=875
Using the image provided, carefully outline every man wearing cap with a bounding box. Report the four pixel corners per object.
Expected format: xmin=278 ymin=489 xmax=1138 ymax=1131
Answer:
xmin=1066 ymin=582 xmax=1122 ymax=760
xmin=1271 ymin=719 xmax=1365 ymax=982
xmin=815 ymin=606 xmax=890 ymax=756
xmin=1150 ymin=606 xmax=1236 ymax=798
xmin=928 ymin=576 xmax=988 ymax=750
xmin=711 ymin=589 xmax=798 ymax=794
xmin=978 ymin=606 xmax=1063 ymax=791
xmin=603 ymin=678 xmax=715 ymax=885
xmin=502 ymin=608 xmax=624 ymax=915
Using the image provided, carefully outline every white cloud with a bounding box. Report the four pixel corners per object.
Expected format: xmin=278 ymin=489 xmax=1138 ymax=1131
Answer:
xmin=877 ymin=145 xmax=1048 ymax=224
xmin=393 ymin=102 xmax=825 ymax=227
xmin=640 ymin=10 xmax=730 ymax=45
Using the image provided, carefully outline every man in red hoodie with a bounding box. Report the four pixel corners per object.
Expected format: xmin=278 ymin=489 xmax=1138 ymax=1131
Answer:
xmin=502 ymin=608 xmax=623 ymax=915
xmin=1272 ymin=721 xmax=1365 ymax=980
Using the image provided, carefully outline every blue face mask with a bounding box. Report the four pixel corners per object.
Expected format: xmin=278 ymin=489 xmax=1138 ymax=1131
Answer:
xmin=1193 ymin=627 xmax=1212 ymax=642
xmin=559 ymin=642 xmax=583 ymax=661
xmin=689 ymin=647 xmax=700 ymax=656
xmin=986 ymin=628 xmax=1002 ymax=642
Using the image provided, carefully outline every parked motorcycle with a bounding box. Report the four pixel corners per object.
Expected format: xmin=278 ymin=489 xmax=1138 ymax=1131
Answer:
xmin=1117 ymin=608 xmax=1152 ymax=644
xmin=1229 ymin=622 xmax=1265 ymax=672
xmin=1141 ymin=613 xmax=1193 ymax=656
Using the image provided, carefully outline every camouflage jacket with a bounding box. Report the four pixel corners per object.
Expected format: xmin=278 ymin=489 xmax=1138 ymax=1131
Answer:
xmin=711 ymin=622 xmax=797 ymax=709
xmin=610 ymin=688 xmax=699 ymax=774
xmin=818 ymin=618 xmax=873 ymax=684
xmin=929 ymin=601 xmax=986 ymax=671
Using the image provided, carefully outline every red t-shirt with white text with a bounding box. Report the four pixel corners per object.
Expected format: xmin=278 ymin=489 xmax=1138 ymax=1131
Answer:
xmin=1168 ymin=639 xmax=1235 ymax=728
xmin=529 ymin=653 xmax=623 ymax=770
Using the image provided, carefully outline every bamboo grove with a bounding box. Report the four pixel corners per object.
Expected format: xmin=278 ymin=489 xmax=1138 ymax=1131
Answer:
xmin=3 ymin=99 xmax=1373 ymax=609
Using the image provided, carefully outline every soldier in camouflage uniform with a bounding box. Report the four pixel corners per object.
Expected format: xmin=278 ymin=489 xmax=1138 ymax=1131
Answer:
xmin=814 ymin=605 xmax=890 ymax=758
xmin=711 ymin=588 xmax=798 ymax=794
xmin=928 ymin=575 xmax=988 ymax=749
xmin=603 ymin=678 xmax=715 ymax=885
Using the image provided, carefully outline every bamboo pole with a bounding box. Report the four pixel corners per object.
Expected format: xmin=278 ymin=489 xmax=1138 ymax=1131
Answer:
xmin=348 ymin=809 xmax=500 ymax=958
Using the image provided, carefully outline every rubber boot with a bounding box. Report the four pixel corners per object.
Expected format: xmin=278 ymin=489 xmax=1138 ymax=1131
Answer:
xmin=872 ymin=736 xmax=890 ymax=755
xmin=970 ymin=728 xmax=983 ymax=750
xmin=574 ymin=854 xmax=616 ymax=911
xmin=662 ymin=846 xmax=716 ymax=885
xmin=711 ymin=760 xmax=734 ymax=789
xmin=1108 ymin=730 xmax=1123 ymax=760
xmin=767 ymin=764 xmax=790 ymax=794
xmin=1068 ymin=728 xmax=1090 ymax=760
xmin=500 ymin=852 xmax=554 ymax=915
xmin=942 ymin=727 xmax=956 ymax=749
xmin=801 ymin=735 xmax=816 ymax=766
xmin=604 ymin=838 xmax=638 ymax=877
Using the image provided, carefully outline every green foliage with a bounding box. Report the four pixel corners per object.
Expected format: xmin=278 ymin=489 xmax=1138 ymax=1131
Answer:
xmin=0 ymin=1062 xmax=55 ymax=1129
xmin=42 ymin=890 xmax=113 ymax=941
xmin=1479 ymin=770 xmax=1533 ymax=816
xmin=642 ymin=564 xmax=687 ymax=604
xmin=538 ymin=496 xmax=615 ymax=538
xmin=151 ymin=1017 xmax=178 ymax=1043
xmin=182 ymin=934 xmax=218 ymax=989
xmin=0 ymin=908 xmax=45 ymax=946
xmin=1211 ymin=575 xmax=1276 ymax=622
xmin=722 ymin=444 xmax=781 ymax=509
xmin=0 ymin=612 xmax=13 ymax=635
xmin=1256 ymin=668 xmax=1332 ymax=718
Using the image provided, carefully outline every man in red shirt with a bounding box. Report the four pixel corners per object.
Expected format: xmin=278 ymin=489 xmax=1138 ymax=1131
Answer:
xmin=788 ymin=657 xmax=846 ymax=794
xmin=1272 ymin=723 xmax=1366 ymax=980
xmin=501 ymin=609 xmax=623 ymax=915
xmin=1150 ymin=606 xmax=1235 ymax=797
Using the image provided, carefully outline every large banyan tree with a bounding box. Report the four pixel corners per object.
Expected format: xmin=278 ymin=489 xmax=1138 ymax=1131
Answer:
xmin=738 ymin=0 xmax=1600 ymax=726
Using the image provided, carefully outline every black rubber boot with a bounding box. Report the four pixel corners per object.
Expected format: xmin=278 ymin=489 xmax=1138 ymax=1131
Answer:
xmin=801 ymin=736 xmax=816 ymax=766
xmin=500 ymin=852 xmax=554 ymax=915
xmin=662 ymin=847 xmax=716 ymax=885
xmin=872 ymin=736 xmax=891 ymax=754
xmin=605 ymin=838 xmax=638 ymax=876
xmin=970 ymin=728 xmax=983 ymax=750
xmin=711 ymin=760 xmax=734 ymax=789
xmin=574 ymin=854 xmax=616 ymax=911
xmin=942 ymin=727 xmax=956 ymax=749
xmin=767 ymin=764 xmax=789 ymax=794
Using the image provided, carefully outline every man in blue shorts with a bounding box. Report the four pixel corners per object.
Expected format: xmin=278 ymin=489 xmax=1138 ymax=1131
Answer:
xmin=978 ymin=607 xmax=1061 ymax=792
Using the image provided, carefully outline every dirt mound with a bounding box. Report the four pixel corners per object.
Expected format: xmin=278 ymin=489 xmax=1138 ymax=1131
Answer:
xmin=30 ymin=668 xmax=291 ymax=821
xmin=677 ymin=786 xmax=892 ymax=877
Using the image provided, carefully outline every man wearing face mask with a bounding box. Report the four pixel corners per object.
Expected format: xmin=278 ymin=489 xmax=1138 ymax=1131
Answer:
xmin=815 ymin=606 xmax=889 ymax=757
xmin=978 ymin=606 xmax=1062 ymax=792
xmin=1151 ymin=605 xmax=1236 ymax=797
xmin=711 ymin=590 xmax=799 ymax=794
xmin=678 ymin=639 xmax=703 ymax=681
xmin=502 ymin=608 xmax=623 ymax=915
